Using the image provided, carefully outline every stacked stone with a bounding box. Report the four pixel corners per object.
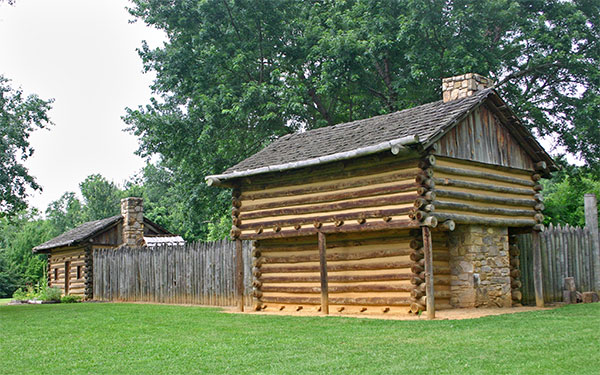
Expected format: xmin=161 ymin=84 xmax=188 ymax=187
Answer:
xmin=84 ymin=246 xmax=93 ymax=300
xmin=411 ymin=154 xmax=437 ymax=228
xmin=508 ymin=235 xmax=523 ymax=306
xmin=251 ymin=240 xmax=264 ymax=310
xmin=121 ymin=197 xmax=145 ymax=247
xmin=448 ymin=226 xmax=512 ymax=307
xmin=442 ymin=73 xmax=494 ymax=102
xmin=409 ymin=232 xmax=427 ymax=313
xmin=230 ymin=189 xmax=242 ymax=239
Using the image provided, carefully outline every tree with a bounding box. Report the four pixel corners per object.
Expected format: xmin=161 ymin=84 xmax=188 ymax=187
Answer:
xmin=542 ymin=159 xmax=600 ymax=227
xmin=0 ymin=211 xmax=54 ymax=296
xmin=0 ymin=75 xmax=53 ymax=216
xmin=45 ymin=192 xmax=84 ymax=235
xmin=126 ymin=0 xmax=600 ymax=239
xmin=79 ymin=174 xmax=122 ymax=221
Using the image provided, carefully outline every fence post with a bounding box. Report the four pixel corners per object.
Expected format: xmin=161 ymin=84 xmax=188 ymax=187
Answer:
xmin=584 ymin=194 xmax=600 ymax=291
xmin=532 ymin=229 xmax=544 ymax=307
xmin=235 ymin=238 xmax=244 ymax=311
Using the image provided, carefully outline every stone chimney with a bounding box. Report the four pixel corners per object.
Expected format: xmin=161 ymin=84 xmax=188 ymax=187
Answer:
xmin=442 ymin=73 xmax=494 ymax=102
xmin=121 ymin=197 xmax=144 ymax=247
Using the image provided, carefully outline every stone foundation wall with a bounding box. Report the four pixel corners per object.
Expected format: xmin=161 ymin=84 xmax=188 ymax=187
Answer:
xmin=449 ymin=225 xmax=511 ymax=308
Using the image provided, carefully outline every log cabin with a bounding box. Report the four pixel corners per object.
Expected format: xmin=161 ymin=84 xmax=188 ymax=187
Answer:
xmin=33 ymin=197 xmax=184 ymax=299
xmin=206 ymin=73 xmax=557 ymax=317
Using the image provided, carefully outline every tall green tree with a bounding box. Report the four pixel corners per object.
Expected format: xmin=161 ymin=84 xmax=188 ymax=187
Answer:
xmin=0 ymin=76 xmax=53 ymax=216
xmin=79 ymin=174 xmax=122 ymax=221
xmin=0 ymin=211 xmax=54 ymax=296
xmin=45 ymin=192 xmax=84 ymax=234
xmin=126 ymin=0 xmax=600 ymax=239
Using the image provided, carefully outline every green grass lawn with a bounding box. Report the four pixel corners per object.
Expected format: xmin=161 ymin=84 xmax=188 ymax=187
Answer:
xmin=1 ymin=303 xmax=598 ymax=374
xmin=0 ymin=298 xmax=11 ymax=305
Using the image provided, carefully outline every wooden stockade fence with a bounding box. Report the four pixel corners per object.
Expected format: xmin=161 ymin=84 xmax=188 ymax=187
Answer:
xmin=93 ymin=240 xmax=252 ymax=306
xmin=517 ymin=224 xmax=598 ymax=305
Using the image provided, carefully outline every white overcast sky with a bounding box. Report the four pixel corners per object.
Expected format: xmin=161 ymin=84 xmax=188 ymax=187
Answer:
xmin=0 ymin=0 xmax=165 ymax=212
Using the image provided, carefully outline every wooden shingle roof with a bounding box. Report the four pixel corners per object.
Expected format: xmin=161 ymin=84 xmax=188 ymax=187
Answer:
xmin=206 ymin=89 xmax=556 ymax=184
xmin=33 ymin=215 xmax=122 ymax=252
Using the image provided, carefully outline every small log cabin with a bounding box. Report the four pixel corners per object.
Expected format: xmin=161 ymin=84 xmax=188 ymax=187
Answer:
xmin=206 ymin=73 xmax=557 ymax=317
xmin=33 ymin=198 xmax=183 ymax=299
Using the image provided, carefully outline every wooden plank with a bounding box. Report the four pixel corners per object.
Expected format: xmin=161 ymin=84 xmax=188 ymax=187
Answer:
xmin=236 ymin=239 xmax=244 ymax=311
xmin=532 ymin=230 xmax=544 ymax=307
xmin=584 ymin=194 xmax=600 ymax=291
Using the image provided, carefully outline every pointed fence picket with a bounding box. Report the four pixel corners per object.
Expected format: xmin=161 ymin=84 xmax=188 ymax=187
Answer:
xmin=93 ymin=240 xmax=252 ymax=307
xmin=517 ymin=223 xmax=597 ymax=304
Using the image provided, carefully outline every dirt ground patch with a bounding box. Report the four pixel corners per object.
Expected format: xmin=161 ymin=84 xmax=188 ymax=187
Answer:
xmin=226 ymin=305 xmax=553 ymax=320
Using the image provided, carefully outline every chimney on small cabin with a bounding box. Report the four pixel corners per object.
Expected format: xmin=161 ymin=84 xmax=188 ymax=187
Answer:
xmin=121 ymin=197 xmax=144 ymax=247
xmin=442 ymin=73 xmax=494 ymax=102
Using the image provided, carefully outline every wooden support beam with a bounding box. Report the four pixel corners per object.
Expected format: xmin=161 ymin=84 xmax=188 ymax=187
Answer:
xmin=422 ymin=226 xmax=435 ymax=319
xmin=433 ymin=213 xmax=536 ymax=227
xmin=318 ymin=232 xmax=329 ymax=315
xmin=532 ymin=230 xmax=544 ymax=307
xmin=235 ymin=238 xmax=244 ymax=312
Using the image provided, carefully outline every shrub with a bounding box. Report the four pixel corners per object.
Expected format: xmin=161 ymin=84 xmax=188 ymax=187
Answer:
xmin=12 ymin=281 xmax=61 ymax=302
xmin=60 ymin=295 xmax=82 ymax=303
xmin=39 ymin=286 xmax=62 ymax=302
xmin=12 ymin=287 xmax=28 ymax=301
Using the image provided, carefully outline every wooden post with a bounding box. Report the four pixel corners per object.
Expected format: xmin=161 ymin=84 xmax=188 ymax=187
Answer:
xmin=318 ymin=231 xmax=329 ymax=315
xmin=584 ymin=194 xmax=600 ymax=291
xmin=235 ymin=238 xmax=244 ymax=312
xmin=422 ymin=226 xmax=435 ymax=319
xmin=532 ymin=230 xmax=544 ymax=307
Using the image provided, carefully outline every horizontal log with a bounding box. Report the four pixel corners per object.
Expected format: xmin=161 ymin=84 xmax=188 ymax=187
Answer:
xmin=440 ymin=220 xmax=455 ymax=231
xmin=243 ymin=182 xmax=419 ymax=212
xmin=410 ymin=302 xmax=425 ymax=313
xmin=259 ymin=237 xmax=412 ymax=253
xmin=434 ymin=165 xmax=534 ymax=187
xmin=433 ymin=177 xmax=534 ymax=195
xmin=240 ymin=219 xmax=420 ymax=240
xmin=433 ymin=213 xmax=536 ymax=227
xmin=435 ymin=189 xmax=537 ymax=207
xmin=260 ymin=273 xmax=413 ymax=283
xmin=241 ymin=193 xmax=417 ymax=219
xmin=412 ymin=290 xmax=452 ymax=299
xmin=261 ymin=248 xmax=413 ymax=264
xmin=239 ymin=207 xmax=413 ymax=231
xmin=261 ymin=284 xmax=414 ymax=294
xmin=240 ymin=156 xmax=419 ymax=194
xmin=261 ymin=295 xmax=413 ymax=306
xmin=261 ymin=260 xmax=413 ymax=274
xmin=419 ymin=155 xmax=436 ymax=169
xmin=434 ymin=200 xmax=535 ymax=216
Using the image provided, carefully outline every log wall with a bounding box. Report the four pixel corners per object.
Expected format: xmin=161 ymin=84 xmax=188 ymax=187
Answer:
xmin=48 ymin=247 xmax=87 ymax=297
xmin=430 ymin=157 xmax=539 ymax=227
xmin=252 ymin=229 xmax=451 ymax=314
xmin=234 ymin=153 xmax=421 ymax=240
